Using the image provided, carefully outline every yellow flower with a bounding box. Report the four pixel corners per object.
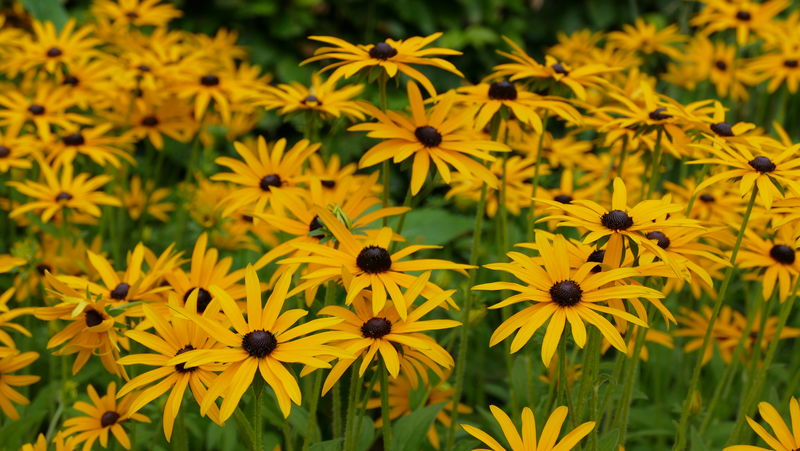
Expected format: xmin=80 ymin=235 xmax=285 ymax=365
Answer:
xmin=692 ymin=0 xmax=789 ymax=45
xmin=91 ymin=0 xmax=182 ymax=27
xmin=0 ymin=349 xmax=40 ymax=420
xmin=0 ymin=85 xmax=92 ymax=141
xmin=725 ymin=397 xmax=800 ymax=451
xmin=169 ymin=266 xmax=351 ymax=420
xmin=303 ymin=33 xmax=463 ymax=96
xmin=259 ymin=72 xmax=367 ymax=120
xmin=474 ymin=232 xmax=661 ymax=365
xmin=607 ymin=18 xmax=687 ymax=60
xmin=61 ymin=382 xmax=150 ymax=450
xmin=12 ymin=19 xmax=100 ymax=75
xmin=461 ymin=405 xmax=594 ymax=451
xmin=48 ymin=123 xmax=134 ymax=169
xmin=118 ymin=176 xmax=175 ymax=222
xmin=350 ymin=81 xmax=509 ymax=195
xmin=9 ymin=160 xmax=121 ymax=223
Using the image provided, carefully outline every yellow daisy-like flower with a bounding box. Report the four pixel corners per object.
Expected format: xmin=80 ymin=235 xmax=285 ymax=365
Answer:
xmin=282 ymin=207 xmax=472 ymax=319
xmin=749 ymin=43 xmax=800 ymax=93
xmin=0 ymin=85 xmax=91 ymax=141
xmin=0 ymin=349 xmax=40 ymax=420
xmin=92 ymin=0 xmax=182 ymax=27
xmin=302 ymin=33 xmax=463 ymax=96
xmin=315 ymin=272 xmax=458 ymax=393
xmin=737 ymin=227 xmax=800 ymax=302
xmin=48 ymin=123 xmax=134 ymax=169
xmin=119 ymin=175 xmax=175 ymax=222
xmin=692 ymin=0 xmax=789 ymax=45
xmin=117 ymin=293 xmax=222 ymax=440
xmin=445 ymin=155 xmax=536 ymax=218
xmin=169 ymin=266 xmax=352 ymax=420
xmin=21 ymin=432 xmax=77 ymax=451
xmin=461 ymin=405 xmax=595 ymax=451
xmin=350 ymin=81 xmax=509 ymax=195
xmin=13 ymin=19 xmax=100 ymax=74
xmin=211 ymin=136 xmax=319 ymax=216
xmin=474 ymin=232 xmax=661 ymax=365
xmin=259 ymin=72 xmax=367 ymax=120
xmin=607 ymin=18 xmax=687 ymax=60
xmin=725 ymin=397 xmax=800 ymax=451
xmin=61 ymin=382 xmax=150 ymax=451
xmin=9 ymin=160 xmax=121 ymax=223
xmin=125 ymin=97 xmax=194 ymax=150
xmin=0 ymin=129 xmax=38 ymax=173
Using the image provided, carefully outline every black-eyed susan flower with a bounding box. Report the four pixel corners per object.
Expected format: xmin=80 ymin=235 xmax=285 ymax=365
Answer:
xmin=212 ymin=136 xmax=319 ymax=216
xmin=117 ymin=293 xmax=222 ymax=440
xmin=737 ymin=227 xmax=800 ymax=301
xmin=749 ymin=43 xmax=800 ymax=93
xmin=125 ymin=97 xmax=194 ymax=150
xmin=0 ymin=130 xmax=37 ymax=173
xmin=445 ymin=155 xmax=536 ymax=218
xmin=692 ymin=0 xmax=789 ymax=45
xmin=169 ymin=266 xmax=352 ymax=420
xmin=13 ymin=19 xmax=100 ymax=74
xmin=351 ymin=81 xmax=509 ymax=195
xmin=173 ymin=66 xmax=243 ymax=124
xmin=48 ymin=123 xmax=134 ymax=169
xmin=537 ymin=177 xmax=699 ymax=274
xmin=118 ymin=176 xmax=175 ymax=222
xmin=259 ymin=73 xmax=367 ymax=120
xmin=303 ymin=33 xmax=463 ymax=96
xmin=61 ymin=382 xmax=150 ymax=450
xmin=315 ymin=272 xmax=458 ymax=393
xmin=21 ymin=432 xmax=77 ymax=451
xmin=725 ymin=397 xmax=800 ymax=451
xmin=461 ymin=405 xmax=594 ymax=451
xmin=282 ymin=207 xmax=471 ymax=319
xmin=91 ymin=0 xmax=182 ymax=27
xmin=474 ymin=232 xmax=661 ymax=365
xmin=607 ymin=18 xmax=687 ymax=60
xmin=0 ymin=85 xmax=91 ymax=141
xmin=0 ymin=349 xmax=40 ymax=420
xmin=9 ymin=160 xmax=121 ymax=223
xmin=163 ymin=233 xmax=244 ymax=313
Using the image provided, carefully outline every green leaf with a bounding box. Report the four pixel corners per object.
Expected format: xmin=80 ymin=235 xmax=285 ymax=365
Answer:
xmin=391 ymin=402 xmax=445 ymax=451
xmin=21 ymin=0 xmax=68 ymax=29
xmin=598 ymin=428 xmax=620 ymax=451
xmin=390 ymin=208 xmax=473 ymax=246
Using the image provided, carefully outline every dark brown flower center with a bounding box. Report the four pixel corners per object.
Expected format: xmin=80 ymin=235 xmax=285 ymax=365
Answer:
xmin=714 ymin=60 xmax=727 ymax=71
xmin=699 ymin=193 xmax=715 ymax=203
xmin=784 ymin=59 xmax=799 ymax=68
xmin=28 ymin=104 xmax=45 ymax=115
xmin=554 ymin=194 xmax=573 ymax=204
xmin=174 ymin=345 xmax=196 ymax=373
xmin=36 ymin=263 xmax=52 ymax=275
xmin=0 ymin=146 xmax=9 ymax=158
xmin=100 ymin=411 xmax=120 ymax=427
xmin=302 ymin=95 xmax=322 ymax=105
xmin=600 ymin=210 xmax=633 ymax=231
xmin=62 ymin=75 xmax=79 ymax=86
xmin=200 ymin=74 xmax=220 ymax=86
xmin=361 ymin=317 xmax=392 ymax=338
xmin=183 ymin=287 xmax=212 ymax=313
xmin=55 ymin=192 xmax=73 ymax=202
xmin=321 ymin=179 xmax=336 ymax=188
xmin=551 ymin=63 xmax=569 ymax=75
xmin=748 ymin=156 xmax=776 ymax=173
xmin=770 ymin=244 xmax=796 ymax=265
xmin=141 ymin=115 xmax=159 ymax=127
xmin=110 ymin=283 xmax=130 ymax=300
xmin=356 ymin=245 xmax=392 ymax=274
xmin=549 ymin=280 xmax=582 ymax=307
xmin=645 ymin=231 xmax=671 ymax=249
xmin=369 ymin=42 xmax=397 ymax=60
xmin=414 ymin=126 xmax=442 ymax=148
xmin=259 ymin=174 xmax=283 ymax=191
xmin=308 ymin=215 xmax=323 ymax=237
xmin=46 ymin=47 xmax=63 ymax=58
xmin=136 ymin=64 xmax=151 ymax=72
xmin=587 ymin=249 xmax=605 ymax=273
xmin=735 ymin=10 xmax=751 ymax=21
xmin=488 ymin=81 xmax=518 ymax=100
xmin=710 ymin=122 xmax=734 ymax=137
xmin=648 ymin=108 xmax=672 ymax=121
xmin=62 ymin=133 xmax=85 ymax=146
xmin=242 ymin=330 xmax=278 ymax=358
xmin=85 ymin=309 xmax=104 ymax=327
xmin=125 ymin=11 xmax=139 ymax=19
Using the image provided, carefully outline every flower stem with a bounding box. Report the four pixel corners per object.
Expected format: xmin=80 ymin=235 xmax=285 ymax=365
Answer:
xmin=171 ymin=409 xmax=189 ymax=451
xmin=378 ymin=74 xmax=391 ymax=223
xmin=233 ymin=408 xmax=256 ymax=451
xmin=728 ymin=278 xmax=800 ymax=444
xmin=674 ymin=187 xmax=759 ymax=450
xmin=614 ymin=320 xmax=650 ymax=445
xmin=644 ymin=127 xmax=664 ymax=199
xmin=380 ymin=365 xmax=392 ymax=451
xmin=343 ymin=365 xmax=361 ymax=451
xmin=253 ymin=382 xmax=264 ymax=451
xmin=527 ymin=112 xmax=549 ymax=242
xmin=444 ymin=179 xmax=488 ymax=450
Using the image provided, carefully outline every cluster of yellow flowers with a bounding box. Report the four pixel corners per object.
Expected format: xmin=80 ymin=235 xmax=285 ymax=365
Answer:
xmin=2 ymin=0 xmax=800 ymax=450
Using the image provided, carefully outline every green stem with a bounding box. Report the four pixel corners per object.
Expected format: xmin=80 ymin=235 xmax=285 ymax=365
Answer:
xmin=444 ymin=179 xmax=489 ymax=450
xmin=253 ymin=383 xmax=263 ymax=451
xmin=343 ymin=365 xmax=361 ymax=451
xmin=171 ymin=409 xmax=189 ymax=451
xmin=380 ymin=366 xmax=392 ymax=451
xmin=575 ymin=328 xmax=601 ymax=422
xmin=614 ymin=320 xmax=650 ymax=446
xmin=674 ymin=187 xmax=759 ymax=450
xmin=615 ymin=135 xmax=629 ymax=182
xmin=233 ymin=408 xmax=256 ymax=451
xmin=527 ymin=112 xmax=550 ymax=242
xmin=378 ymin=75 xmax=390 ymax=224
xmin=728 ymin=278 xmax=800 ymax=444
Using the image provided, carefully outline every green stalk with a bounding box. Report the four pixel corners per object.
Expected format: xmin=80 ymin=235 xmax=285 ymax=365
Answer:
xmin=380 ymin=365 xmax=392 ymax=451
xmin=253 ymin=382 xmax=264 ymax=451
xmin=233 ymin=408 xmax=256 ymax=451
xmin=378 ymin=74 xmax=391 ymax=223
xmin=614 ymin=321 xmax=650 ymax=445
xmin=343 ymin=365 xmax=361 ymax=451
xmin=444 ymin=179 xmax=489 ymax=450
xmin=575 ymin=328 xmax=601 ymax=422
xmin=556 ymin=337 xmax=572 ymax=412
xmin=615 ymin=135 xmax=629 ymax=183
xmin=674 ymin=187 xmax=759 ymax=450
xmin=303 ymin=283 xmax=337 ymax=449
xmin=171 ymin=409 xmax=189 ymax=451
xmin=527 ymin=112 xmax=550 ymax=242
xmin=728 ymin=278 xmax=800 ymax=444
